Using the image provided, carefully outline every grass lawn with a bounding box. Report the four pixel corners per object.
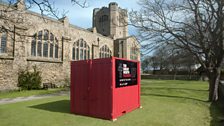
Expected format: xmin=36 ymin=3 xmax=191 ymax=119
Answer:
xmin=0 ymin=79 xmax=223 ymax=126
xmin=0 ymin=88 xmax=65 ymax=99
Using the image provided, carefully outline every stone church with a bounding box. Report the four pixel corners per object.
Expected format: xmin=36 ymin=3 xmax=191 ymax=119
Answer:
xmin=0 ymin=1 xmax=140 ymax=90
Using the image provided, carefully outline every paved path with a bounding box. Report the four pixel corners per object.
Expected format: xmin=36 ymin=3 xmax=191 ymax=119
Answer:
xmin=0 ymin=91 xmax=69 ymax=105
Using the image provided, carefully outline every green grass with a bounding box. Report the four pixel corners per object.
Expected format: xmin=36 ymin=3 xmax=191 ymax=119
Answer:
xmin=0 ymin=79 xmax=223 ymax=126
xmin=0 ymin=88 xmax=64 ymax=99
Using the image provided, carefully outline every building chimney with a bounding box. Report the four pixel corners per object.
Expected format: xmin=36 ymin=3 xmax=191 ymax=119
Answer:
xmin=93 ymin=27 xmax=97 ymax=34
xmin=59 ymin=16 xmax=69 ymax=27
xmin=15 ymin=0 xmax=26 ymax=10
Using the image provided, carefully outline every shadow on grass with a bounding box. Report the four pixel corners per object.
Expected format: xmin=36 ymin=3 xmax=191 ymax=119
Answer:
xmin=210 ymin=100 xmax=224 ymax=126
xmin=141 ymin=86 xmax=207 ymax=102
xmin=142 ymin=87 xmax=207 ymax=92
xmin=142 ymin=93 xmax=207 ymax=102
xmin=29 ymin=100 xmax=70 ymax=114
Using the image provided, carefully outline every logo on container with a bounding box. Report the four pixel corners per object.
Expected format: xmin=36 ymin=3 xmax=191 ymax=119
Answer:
xmin=123 ymin=64 xmax=131 ymax=77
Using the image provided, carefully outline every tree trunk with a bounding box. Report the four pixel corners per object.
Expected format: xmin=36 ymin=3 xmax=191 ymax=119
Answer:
xmin=173 ymin=70 xmax=177 ymax=80
xmin=208 ymin=68 xmax=221 ymax=102
xmin=188 ymin=67 xmax=192 ymax=80
xmin=153 ymin=67 xmax=156 ymax=75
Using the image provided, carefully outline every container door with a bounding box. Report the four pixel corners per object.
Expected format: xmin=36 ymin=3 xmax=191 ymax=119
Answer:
xmin=88 ymin=59 xmax=112 ymax=119
xmin=72 ymin=61 xmax=90 ymax=115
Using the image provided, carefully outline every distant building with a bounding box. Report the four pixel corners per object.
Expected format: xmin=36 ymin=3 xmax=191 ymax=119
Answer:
xmin=0 ymin=1 xmax=140 ymax=90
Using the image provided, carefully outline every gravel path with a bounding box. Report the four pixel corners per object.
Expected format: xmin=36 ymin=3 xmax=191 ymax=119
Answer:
xmin=0 ymin=91 xmax=69 ymax=105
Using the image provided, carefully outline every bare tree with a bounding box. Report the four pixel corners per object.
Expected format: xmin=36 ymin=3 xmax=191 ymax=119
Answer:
xmin=141 ymin=56 xmax=151 ymax=73
xmin=142 ymin=55 xmax=159 ymax=74
xmin=130 ymin=0 xmax=224 ymax=101
xmin=0 ymin=0 xmax=88 ymax=34
xmin=0 ymin=0 xmax=89 ymax=56
xmin=153 ymin=47 xmax=169 ymax=72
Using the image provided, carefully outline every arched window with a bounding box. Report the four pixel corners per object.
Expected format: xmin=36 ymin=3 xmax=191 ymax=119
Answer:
xmin=130 ymin=45 xmax=139 ymax=60
xmin=99 ymin=15 xmax=109 ymax=22
xmin=49 ymin=33 xmax=54 ymax=58
xmin=43 ymin=30 xmax=49 ymax=57
xmin=37 ymin=31 xmax=42 ymax=56
xmin=55 ymin=38 xmax=59 ymax=58
xmin=99 ymin=45 xmax=112 ymax=58
xmin=31 ymin=38 xmax=36 ymax=56
xmin=72 ymin=39 xmax=90 ymax=61
xmin=43 ymin=41 xmax=48 ymax=57
xmin=43 ymin=30 xmax=49 ymax=40
xmin=31 ymin=29 xmax=58 ymax=59
xmin=0 ymin=32 xmax=7 ymax=54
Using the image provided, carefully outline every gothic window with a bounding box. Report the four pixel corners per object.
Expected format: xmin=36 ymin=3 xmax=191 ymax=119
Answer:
xmin=119 ymin=41 xmax=123 ymax=58
xmin=0 ymin=32 xmax=7 ymax=54
xmin=75 ymin=47 xmax=79 ymax=60
xmin=37 ymin=41 xmax=42 ymax=56
xmin=99 ymin=15 xmax=108 ymax=22
xmin=87 ymin=46 xmax=90 ymax=59
xmin=55 ymin=38 xmax=59 ymax=58
xmin=130 ymin=45 xmax=138 ymax=60
xmin=99 ymin=45 xmax=112 ymax=58
xmin=31 ymin=38 xmax=36 ymax=56
xmin=72 ymin=47 xmax=75 ymax=60
xmin=31 ymin=29 xmax=59 ymax=59
xmin=72 ymin=39 xmax=90 ymax=61
xmin=50 ymin=33 xmax=54 ymax=41
xmin=38 ymin=31 xmax=42 ymax=40
xmin=43 ymin=30 xmax=49 ymax=40
xmin=43 ymin=41 xmax=48 ymax=57
xmin=49 ymin=43 xmax=54 ymax=58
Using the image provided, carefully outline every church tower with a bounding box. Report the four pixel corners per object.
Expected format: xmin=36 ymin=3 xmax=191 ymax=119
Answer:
xmin=92 ymin=2 xmax=128 ymax=39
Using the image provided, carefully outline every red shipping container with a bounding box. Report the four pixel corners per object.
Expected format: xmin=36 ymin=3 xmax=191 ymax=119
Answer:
xmin=70 ymin=57 xmax=141 ymax=120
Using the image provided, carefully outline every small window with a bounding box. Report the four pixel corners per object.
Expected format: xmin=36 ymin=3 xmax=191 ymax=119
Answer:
xmin=0 ymin=32 xmax=7 ymax=53
xmin=43 ymin=42 xmax=48 ymax=57
xmin=55 ymin=38 xmax=59 ymax=58
xmin=84 ymin=50 xmax=87 ymax=60
xmin=31 ymin=39 xmax=36 ymax=56
xmin=87 ymin=47 xmax=90 ymax=59
xmin=43 ymin=30 xmax=49 ymax=40
xmin=72 ymin=39 xmax=90 ymax=61
xmin=55 ymin=44 xmax=58 ymax=58
xmin=50 ymin=33 xmax=54 ymax=41
xmin=99 ymin=45 xmax=112 ymax=58
xmin=38 ymin=31 xmax=42 ymax=40
xmin=50 ymin=43 xmax=54 ymax=58
xmin=130 ymin=45 xmax=138 ymax=60
xmin=37 ymin=41 xmax=42 ymax=56
xmin=76 ymin=48 xmax=79 ymax=60
xmin=72 ymin=47 xmax=75 ymax=60
xmin=80 ymin=48 xmax=83 ymax=60
xmin=99 ymin=15 xmax=108 ymax=22
xmin=80 ymin=40 xmax=83 ymax=47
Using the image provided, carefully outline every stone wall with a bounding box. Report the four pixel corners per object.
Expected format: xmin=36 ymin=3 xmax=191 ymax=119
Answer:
xmin=0 ymin=59 xmax=17 ymax=90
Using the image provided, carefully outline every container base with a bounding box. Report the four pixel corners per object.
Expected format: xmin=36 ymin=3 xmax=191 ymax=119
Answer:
xmin=111 ymin=118 xmax=117 ymax=122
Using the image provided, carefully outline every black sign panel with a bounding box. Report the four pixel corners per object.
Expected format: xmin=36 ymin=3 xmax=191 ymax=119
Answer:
xmin=115 ymin=59 xmax=138 ymax=88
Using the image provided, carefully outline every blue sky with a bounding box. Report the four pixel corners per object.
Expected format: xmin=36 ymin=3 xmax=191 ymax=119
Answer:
xmin=30 ymin=0 xmax=139 ymax=35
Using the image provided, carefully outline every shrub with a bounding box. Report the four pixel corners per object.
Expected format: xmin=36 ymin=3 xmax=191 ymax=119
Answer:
xmin=18 ymin=66 xmax=42 ymax=90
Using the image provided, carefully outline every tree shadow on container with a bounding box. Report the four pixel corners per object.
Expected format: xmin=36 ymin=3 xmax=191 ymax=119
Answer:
xmin=209 ymin=101 xmax=224 ymax=126
xmin=29 ymin=100 xmax=70 ymax=114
